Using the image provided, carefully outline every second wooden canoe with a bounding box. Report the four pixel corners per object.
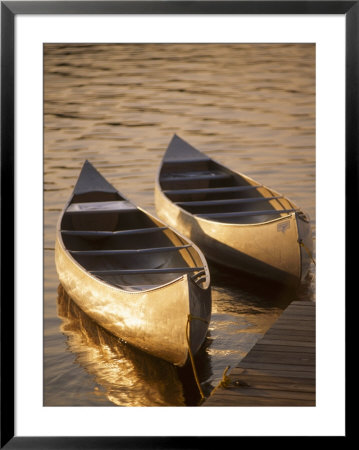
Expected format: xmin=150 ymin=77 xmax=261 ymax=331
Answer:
xmin=155 ymin=135 xmax=314 ymax=286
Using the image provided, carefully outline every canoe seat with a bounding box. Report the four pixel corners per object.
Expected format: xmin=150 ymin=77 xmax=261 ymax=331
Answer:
xmin=175 ymin=196 xmax=282 ymax=207
xmin=70 ymin=245 xmax=191 ymax=256
xmin=66 ymin=200 xmax=136 ymax=214
xmin=61 ymin=227 xmax=168 ymax=237
xmin=90 ymin=267 xmax=204 ymax=275
xmin=162 ymin=171 xmax=232 ymax=183
xmin=163 ymin=185 xmax=263 ymax=195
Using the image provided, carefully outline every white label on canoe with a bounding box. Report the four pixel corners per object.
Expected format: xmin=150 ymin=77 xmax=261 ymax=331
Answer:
xmin=277 ymin=220 xmax=290 ymax=233
xmin=67 ymin=200 xmax=136 ymax=212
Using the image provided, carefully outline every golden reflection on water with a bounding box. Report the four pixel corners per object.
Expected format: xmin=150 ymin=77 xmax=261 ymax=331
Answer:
xmin=57 ymin=285 xmax=186 ymax=406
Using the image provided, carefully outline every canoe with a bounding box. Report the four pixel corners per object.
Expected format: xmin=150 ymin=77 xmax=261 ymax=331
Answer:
xmin=55 ymin=160 xmax=211 ymax=367
xmin=155 ymin=135 xmax=314 ymax=286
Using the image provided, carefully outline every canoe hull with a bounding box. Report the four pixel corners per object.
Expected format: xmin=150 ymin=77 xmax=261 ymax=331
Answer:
xmin=55 ymin=235 xmax=211 ymax=366
xmin=155 ymin=184 xmax=313 ymax=286
xmin=55 ymin=160 xmax=211 ymax=367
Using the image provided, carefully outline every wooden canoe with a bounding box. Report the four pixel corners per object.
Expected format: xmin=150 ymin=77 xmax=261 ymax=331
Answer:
xmin=155 ymin=135 xmax=314 ymax=286
xmin=55 ymin=160 xmax=211 ymax=367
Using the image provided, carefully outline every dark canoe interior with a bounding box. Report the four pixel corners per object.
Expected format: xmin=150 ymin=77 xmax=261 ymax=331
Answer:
xmin=160 ymin=136 xmax=297 ymax=224
xmin=61 ymin=163 xmax=205 ymax=292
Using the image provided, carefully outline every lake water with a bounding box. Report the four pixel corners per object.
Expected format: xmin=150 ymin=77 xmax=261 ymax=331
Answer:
xmin=44 ymin=44 xmax=315 ymax=406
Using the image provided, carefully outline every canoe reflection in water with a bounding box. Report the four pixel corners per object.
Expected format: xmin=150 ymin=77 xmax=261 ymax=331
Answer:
xmin=57 ymin=285 xmax=211 ymax=406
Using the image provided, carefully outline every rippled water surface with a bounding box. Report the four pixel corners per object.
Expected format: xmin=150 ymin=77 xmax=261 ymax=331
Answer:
xmin=44 ymin=44 xmax=315 ymax=406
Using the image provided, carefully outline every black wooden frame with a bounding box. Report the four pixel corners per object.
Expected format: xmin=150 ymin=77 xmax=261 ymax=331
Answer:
xmin=1 ymin=1 xmax=352 ymax=447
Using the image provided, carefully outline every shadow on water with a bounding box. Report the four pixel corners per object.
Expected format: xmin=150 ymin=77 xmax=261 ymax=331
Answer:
xmin=208 ymin=259 xmax=316 ymax=313
xmin=177 ymin=331 xmax=215 ymax=402
xmin=208 ymin=260 xmax=297 ymax=310
xmin=56 ymin=285 xmax=211 ymax=406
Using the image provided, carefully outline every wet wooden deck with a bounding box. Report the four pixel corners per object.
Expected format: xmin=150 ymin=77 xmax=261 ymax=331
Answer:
xmin=203 ymin=300 xmax=315 ymax=406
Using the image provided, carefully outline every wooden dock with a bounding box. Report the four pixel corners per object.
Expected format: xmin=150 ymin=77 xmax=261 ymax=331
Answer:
xmin=203 ymin=300 xmax=315 ymax=406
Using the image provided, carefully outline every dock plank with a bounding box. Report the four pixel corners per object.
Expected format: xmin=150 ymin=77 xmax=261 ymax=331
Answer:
xmin=265 ymin=328 xmax=315 ymax=338
xmin=237 ymin=361 xmax=315 ymax=373
xmin=257 ymin=338 xmax=315 ymax=348
xmin=206 ymin=393 xmax=314 ymax=407
xmin=254 ymin=343 xmax=315 ymax=353
xmin=211 ymin=386 xmax=315 ymax=401
xmin=228 ymin=369 xmax=315 ymax=392
xmin=230 ymin=378 xmax=315 ymax=394
xmin=228 ymin=366 xmax=315 ymax=379
xmin=203 ymin=301 xmax=316 ymax=406
xmin=275 ymin=314 xmax=315 ymax=321
xmin=267 ymin=321 xmax=315 ymax=330
xmin=273 ymin=314 xmax=315 ymax=323
xmin=243 ymin=351 xmax=315 ymax=365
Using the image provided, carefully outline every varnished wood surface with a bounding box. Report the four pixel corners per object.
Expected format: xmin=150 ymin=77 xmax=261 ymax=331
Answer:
xmin=203 ymin=300 xmax=315 ymax=406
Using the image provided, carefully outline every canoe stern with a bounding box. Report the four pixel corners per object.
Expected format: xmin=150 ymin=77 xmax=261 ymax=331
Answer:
xmin=188 ymin=278 xmax=212 ymax=356
xmin=296 ymin=212 xmax=314 ymax=282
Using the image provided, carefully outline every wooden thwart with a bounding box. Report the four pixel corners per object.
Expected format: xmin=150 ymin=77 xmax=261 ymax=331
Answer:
xmin=61 ymin=227 xmax=168 ymax=237
xmin=164 ymin=185 xmax=263 ymax=195
xmin=66 ymin=200 xmax=136 ymax=214
xmin=70 ymin=245 xmax=191 ymax=256
xmin=175 ymin=196 xmax=282 ymax=207
xmin=91 ymin=266 xmax=204 ymax=276
xmin=163 ymin=171 xmax=231 ymax=182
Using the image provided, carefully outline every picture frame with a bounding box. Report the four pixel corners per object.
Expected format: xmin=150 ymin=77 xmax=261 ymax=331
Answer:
xmin=1 ymin=1 xmax=352 ymax=446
